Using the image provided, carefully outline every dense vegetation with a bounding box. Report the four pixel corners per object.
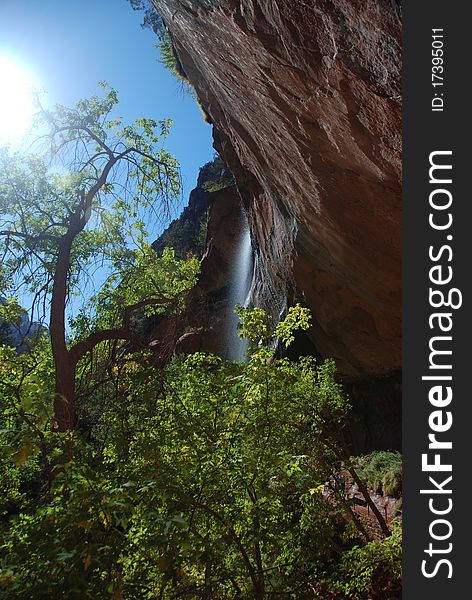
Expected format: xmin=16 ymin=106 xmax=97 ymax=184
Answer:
xmin=0 ymin=84 xmax=191 ymax=431
xmin=0 ymin=307 xmax=401 ymax=598
xmin=0 ymin=89 xmax=401 ymax=597
xmin=354 ymin=451 xmax=402 ymax=498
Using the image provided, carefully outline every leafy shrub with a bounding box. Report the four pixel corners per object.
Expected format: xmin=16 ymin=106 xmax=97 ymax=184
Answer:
xmin=0 ymin=308 xmax=401 ymax=598
xmin=355 ymin=451 xmax=402 ymax=497
xmin=157 ymin=32 xmax=196 ymax=98
xmin=321 ymin=521 xmax=402 ymax=599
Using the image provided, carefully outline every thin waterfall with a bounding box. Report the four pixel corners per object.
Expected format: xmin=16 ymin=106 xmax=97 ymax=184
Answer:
xmin=225 ymin=222 xmax=253 ymax=362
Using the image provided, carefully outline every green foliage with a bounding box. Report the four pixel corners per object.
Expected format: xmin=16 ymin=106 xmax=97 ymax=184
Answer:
xmin=355 ymin=451 xmax=402 ymax=497
xmin=153 ymin=212 xmax=208 ymax=260
xmin=200 ymin=156 xmax=235 ymax=193
xmin=158 ymin=33 xmax=185 ymax=78
xmin=275 ymin=304 xmax=312 ymax=348
xmin=0 ymin=298 xmax=22 ymax=346
xmin=0 ymin=85 xmax=181 ymax=313
xmin=0 ymin=334 xmax=54 ymax=523
xmin=236 ymin=303 xmax=312 ymax=361
xmin=8 ymin=81 xmax=416 ymax=599
xmin=0 ymin=306 xmax=401 ymax=598
xmin=127 ymin=1 xmax=198 ymax=97
xmin=127 ymin=0 xmax=225 ymax=38
xmin=201 ymin=180 xmax=229 ymax=193
xmin=0 ymin=298 xmax=24 ymax=332
xmin=73 ymin=245 xmax=199 ymax=338
xmin=0 ymin=83 xmax=198 ymax=435
xmin=321 ymin=521 xmax=402 ymax=599
xmin=128 ymin=0 xmax=167 ymax=38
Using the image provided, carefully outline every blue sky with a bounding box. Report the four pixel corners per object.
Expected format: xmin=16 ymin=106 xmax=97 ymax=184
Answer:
xmin=0 ymin=0 xmax=215 ymax=321
xmin=0 ymin=0 xmax=214 ymax=214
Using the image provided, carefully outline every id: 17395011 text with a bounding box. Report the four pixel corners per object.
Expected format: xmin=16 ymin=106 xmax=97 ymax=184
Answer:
xmin=431 ymin=28 xmax=445 ymax=112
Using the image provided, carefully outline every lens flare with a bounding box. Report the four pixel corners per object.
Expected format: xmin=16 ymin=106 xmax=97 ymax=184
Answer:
xmin=0 ymin=55 xmax=37 ymax=145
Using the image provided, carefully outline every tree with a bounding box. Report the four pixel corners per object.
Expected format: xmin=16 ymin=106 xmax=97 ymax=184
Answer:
xmin=0 ymin=85 xmax=199 ymax=432
xmin=0 ymin=305 xmax=401 ymax=598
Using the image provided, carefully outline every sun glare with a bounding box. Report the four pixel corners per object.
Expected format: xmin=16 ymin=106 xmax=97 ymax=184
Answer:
xmin=0 ymin=55 xmax=37 ymax=145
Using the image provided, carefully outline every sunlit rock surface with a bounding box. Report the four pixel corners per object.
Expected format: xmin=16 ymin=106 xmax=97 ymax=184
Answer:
xmin=152 ymin=0 xmax=402 ymax=379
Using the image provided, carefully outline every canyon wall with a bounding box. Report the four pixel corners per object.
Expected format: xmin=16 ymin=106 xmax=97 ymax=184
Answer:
xmin=149 ymin=160 xmax=247 ymax=362
xmin=152 ymin=0 xmax=402 ymax=379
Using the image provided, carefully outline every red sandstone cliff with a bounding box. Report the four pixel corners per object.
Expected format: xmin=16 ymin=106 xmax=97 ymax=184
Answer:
xmin=152 ymin=0 xmax=402 ymax=378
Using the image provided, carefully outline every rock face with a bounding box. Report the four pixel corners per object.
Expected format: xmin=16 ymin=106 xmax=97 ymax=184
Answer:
xmin=152 ymin=0 xmax=402 ymax=379
xmin=149 ymin=160 xmax=246 ymax=362
xmin=0 ymin=297 xmax=47 ymax=353
xmin=152 ymin=156 xmax=233 ymax=260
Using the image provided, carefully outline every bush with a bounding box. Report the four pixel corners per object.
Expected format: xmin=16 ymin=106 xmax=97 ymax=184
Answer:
xmin=355 ymin=451 xmax=402 ymax=497
xmin=0 ymin=308 xmax=401 ymax=598
xmin=322 ymin=521 xmax=402 ymax=599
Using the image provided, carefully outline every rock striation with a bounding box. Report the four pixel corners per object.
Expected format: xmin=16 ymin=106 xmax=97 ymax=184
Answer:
xmin=152 ymin=0 xmax=402 ymax=379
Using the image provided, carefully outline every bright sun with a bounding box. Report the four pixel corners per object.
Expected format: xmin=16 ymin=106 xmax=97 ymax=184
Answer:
xmin=0 ymin=55 xmax=37 ymax=145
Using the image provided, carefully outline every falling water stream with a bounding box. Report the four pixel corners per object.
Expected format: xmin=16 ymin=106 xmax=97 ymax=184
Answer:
xmin=225 ymin=222 xmax=253 ymax=362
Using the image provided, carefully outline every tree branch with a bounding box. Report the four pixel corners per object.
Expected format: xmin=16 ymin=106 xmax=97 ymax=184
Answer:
xmin=0 ymin=230 xmax=58 ymax=242
xmin=69 ymin=327 xmax=142 ymax=366
xmin=121 ymin=293 xmax=179 ymax=329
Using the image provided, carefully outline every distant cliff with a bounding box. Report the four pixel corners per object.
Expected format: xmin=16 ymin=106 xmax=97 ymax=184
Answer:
xmin=151 ymin=0 xmax=402 ymax=380
xmin=0 ymin=297 xmax=46 ymax=352
xmin=153 ymin=156 xmax=233 ymax=259
xmin=149 ymin=155 xmax=245 ymax=363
